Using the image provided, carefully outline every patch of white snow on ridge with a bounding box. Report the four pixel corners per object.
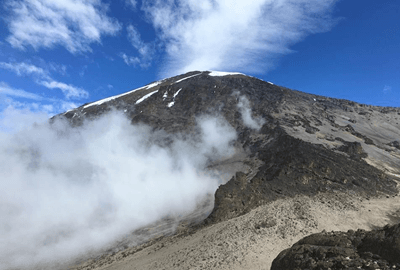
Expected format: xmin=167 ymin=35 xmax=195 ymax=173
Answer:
xmin=135 ymin=90 xmax=159 ymax=104
xmin=208 ymin=71 xmax=244 ymax=77
xmin=267 ymin=81 xmax=274 ymax=85
xmin=163 ymin=91 xmax=168 ymax=100
xmin=83 ymin=86 xmax=145 ymax=108
xmin=83 ymin=80 xmax=163 ymax=109
xmin=144 ymin=81 xmax=162 ymax=89
xmin=173 ymin=88 xmax=182 ymax=98
xmin=174 ymin=73 xmax=201 ymax=84
xmin=167 ymin=101 xmax=175 ymax=108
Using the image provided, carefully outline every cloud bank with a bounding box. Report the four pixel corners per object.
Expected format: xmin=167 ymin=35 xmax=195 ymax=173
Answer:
xmin=142 ymin=0 xmax=339 ymax=77
xmin=0 ymin=110 xmax=236 ymax=269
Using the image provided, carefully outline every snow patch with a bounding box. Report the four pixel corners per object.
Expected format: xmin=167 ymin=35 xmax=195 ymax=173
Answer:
xmin=144 ymin=81 xmax=162 ymax=89
xmin=208 ymin=71 xmax=243 ymax=77
xmin=135 ymin=90 xmax=159 ymax=104
xmin=267 ymin=81 xmax=274 ymax=85
xmin=174 ymin=73 xmax=201 ymax=84
xmin=83 ymin=80 xmax=162 ymax=109
xmin=173 ymin=88 xmax=182 ymax=98
xmin=163 ymin=91 xmax=168 ymax=100
xmin=167 ymin=88 xmax=183 ymax=108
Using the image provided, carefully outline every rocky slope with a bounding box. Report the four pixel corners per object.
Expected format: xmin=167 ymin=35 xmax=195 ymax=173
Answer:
xmin=271 ymin=222 xmax=400 ymax=270
xmin=57 ymin=70 xmax=400 ymax=222
xmin=52 ymin=70 xmax=400 ymax=269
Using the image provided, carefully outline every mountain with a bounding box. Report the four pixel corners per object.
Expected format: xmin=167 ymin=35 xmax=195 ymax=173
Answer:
xmin=53 ymin=71 xmax=400 ymax=270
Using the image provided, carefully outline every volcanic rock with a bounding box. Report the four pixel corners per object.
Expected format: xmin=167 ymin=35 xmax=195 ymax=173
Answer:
xmin=271 ymin=222 xmax=400 ymax=270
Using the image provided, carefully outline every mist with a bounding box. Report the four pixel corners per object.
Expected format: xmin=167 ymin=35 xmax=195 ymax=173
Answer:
xmin=236 ymin=94 xmax=265 ymax=130
xmin=0 ymin=110 xmax=237 ymax=269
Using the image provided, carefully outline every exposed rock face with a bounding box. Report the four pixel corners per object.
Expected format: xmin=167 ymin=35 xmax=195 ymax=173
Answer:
xmin=206 ymin=129 xmax=396 ymax=224
xmin=54 ymin=70 xmax=400 ymax=226
xmin=271 ymin=223 xmax=400 ymax=270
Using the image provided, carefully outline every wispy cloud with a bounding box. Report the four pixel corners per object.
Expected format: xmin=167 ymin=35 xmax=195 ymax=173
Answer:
xmin=122 ymin=24 xmax=155 ymax=68
xmin=0 ymin=61 xmax=88 ymax=99
xmin=121 ymin=52 xmax=140 ymax=66
xmin=236 ymin=94 xmax=265 ymax=130
xmin=383 ymin=85 xmax=392 ymax=94
xmin=5 ymin=0 xmax=121 ymax=53
xmin=39 ymin=80 xmax=88 ymax=99
xmin=48 ymin=62 xmax=68 ymax=76
xmin=125 ymin=0 xmax=137 ymax=10
xmin=0 ymin=81 xmax=43 ymax=100
xmin=79 ymin=65 xmax=88 ymax=77
xmin=141 ymin=0 xmax=339 ymax=77
xmin=0 ymin=62 xmax=49 ymax=78
xmin=0 ymin=88 xmax=77 ymax=120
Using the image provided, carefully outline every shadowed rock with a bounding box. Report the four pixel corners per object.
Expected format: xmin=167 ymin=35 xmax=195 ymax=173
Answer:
xmin=271 ymin=223 xmax=400 ymax=270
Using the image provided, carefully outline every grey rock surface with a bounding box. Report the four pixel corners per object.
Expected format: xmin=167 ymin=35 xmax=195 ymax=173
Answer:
xmin=271 ymin=222 xmax=400 ymax=270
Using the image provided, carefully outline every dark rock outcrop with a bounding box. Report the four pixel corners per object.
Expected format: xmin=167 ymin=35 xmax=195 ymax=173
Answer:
xmin=271 ymin=223 xmax=400 ymax=270
xmin=205 ymin=128 xmax=396 ymax=224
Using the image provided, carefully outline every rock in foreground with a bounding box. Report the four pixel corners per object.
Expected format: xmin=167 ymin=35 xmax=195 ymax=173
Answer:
xmin=271 ymin=222 xmax=400 ymax=270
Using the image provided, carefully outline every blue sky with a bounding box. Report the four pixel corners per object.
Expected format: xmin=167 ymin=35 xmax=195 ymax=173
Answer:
xmin=0 ymin=0 xmax=399 ymax=120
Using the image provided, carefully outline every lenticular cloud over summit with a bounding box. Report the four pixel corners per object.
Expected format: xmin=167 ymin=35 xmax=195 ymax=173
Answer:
xmin=0 ymin=110 xmax=236 ymax=269
xmin=142 ymin=0 xmax=339 ymax=76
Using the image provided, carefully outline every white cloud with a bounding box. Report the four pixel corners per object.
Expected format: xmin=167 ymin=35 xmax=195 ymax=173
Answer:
xmin=0 ymin=61 xmax=88 ymax=100
xmin=0 ymin=111 xmax=236 ymax=269
xmin=0 ymin=61 xmax=49 ymax=78
xmin=60 ymin=101 xmax=78 ymax=112
xmin=0 ymin=81 xmax=43 ymax=100
xmin=48 ymin=62 xmax=68 ymax=76
xmin=127 ymin=25 xmax=151 ymax=57
xmin=0 ymin=105 xmax=49 ymax=133
xmin=39 ymin=80 xmax=89 ymax=99
xmin=122 ymin=24 xmax=155 ymax=68
xmin=383 ymin=85 xmax=392 ymax=94
xmin=79 ymin=65 xmax=88 ymax=77
xmin=0 ymin=79 xmax=80 ymax=120
xmin=125 ymin=0 xmax=137 ymax=9
xmin=5 ymin=0 xmax=121 ymax=53
xmin=0 ymin=91 xmax=79 ymax=120
xmin=121 ymin=52 xmax=140 ymax=66
xmin=141 ymin=0 xmax=339 ymax=77
xmin=236 ymin=94 xmax=264 ymax=130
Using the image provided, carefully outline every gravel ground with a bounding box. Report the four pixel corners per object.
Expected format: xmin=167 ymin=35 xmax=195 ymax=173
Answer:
xmin=67 ymin=187 xmax=400 ymax=270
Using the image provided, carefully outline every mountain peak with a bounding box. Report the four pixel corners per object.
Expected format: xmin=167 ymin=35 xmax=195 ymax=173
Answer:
xmin=46 ymin=70 xmax=400 ymax=269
